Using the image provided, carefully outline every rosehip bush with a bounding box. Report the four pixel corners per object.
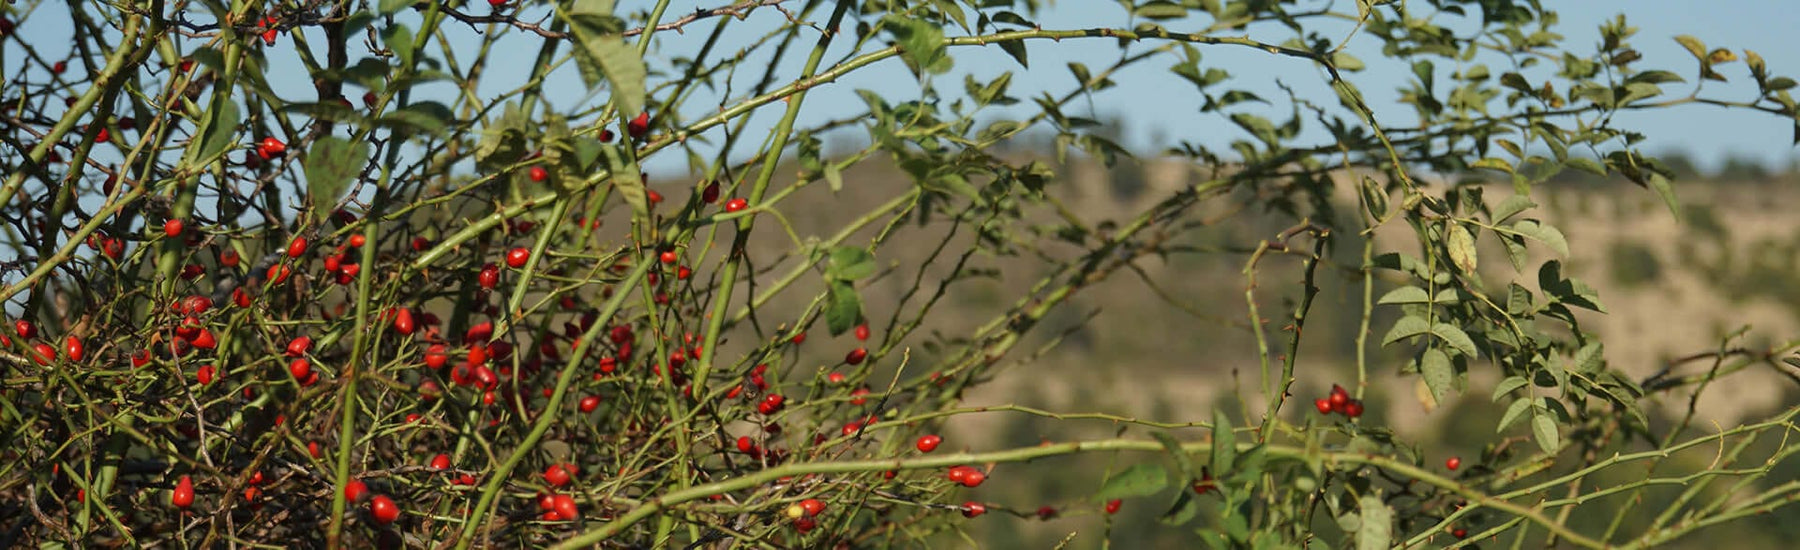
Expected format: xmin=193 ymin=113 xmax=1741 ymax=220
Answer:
xmin=3 ymin=0 xmax=1800 ymax=548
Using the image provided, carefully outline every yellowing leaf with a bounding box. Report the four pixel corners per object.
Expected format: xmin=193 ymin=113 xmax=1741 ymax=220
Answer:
xmin=1447 ymin=224 xmax=1478 ymax=273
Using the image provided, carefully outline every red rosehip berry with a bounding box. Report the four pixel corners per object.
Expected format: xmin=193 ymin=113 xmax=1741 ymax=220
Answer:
xmin=164 ymin=219 xmax=184 ymax=238
xmin=579 ymin=395 xmax=601 ymax=412
xmin=505 ymin=247 xmax=531 ymax=269
xmin=627 ymin=112 xmax=650 ymax=138
xmin=171 ymin=475 xmax=195 ymax=509
xmin=544 ymin=464 xmax=572 ymax=487
xmin=529 ymin=165 xmax=548 ymax=182
xmin=1445 ymin=456 xmax=1461 ymax=471
xmin=286 ymin=336 xmax=312 ymax=357
xmin=1343 ymin=399 xmax=1365 ymax=418
xmin=344 ymin=479 xmax=369 ymax=503
xmin=1328 ymin=384 xmax=1349 ymax=408
xmin=845 ymin=347 xmax=868 ymax=365
xmin=1314 ymin=398 xmax=1333 ymax=415
xmin=916 ymin=435 xmax=942 ymax=453
xmin=429 ymin=454 xmax=451 ymax=470
xmin=1104 ymin=499 xmax=1122 ymax=514
xmin=960 ymin=501 xmax=987 ymax=518
xmin=723 ymin=198 xmax=748 ymax=213
xmin=369 ymin=494 xmax=400 ymax=524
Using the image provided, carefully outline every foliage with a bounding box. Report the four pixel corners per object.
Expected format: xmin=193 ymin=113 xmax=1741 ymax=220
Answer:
xmin=1 ymin=0 xmax=1799 ymax=548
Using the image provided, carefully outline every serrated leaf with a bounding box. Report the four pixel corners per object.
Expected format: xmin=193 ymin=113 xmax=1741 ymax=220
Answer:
xmin=562 ymin=0 xmax=644 ymax=114
xmin=381 ymin=23 xmax=415 ymax=67
xmin=828 ymin=247 xmax=876 ymax=281
xmin=600 ymin=144 xmax=645 ymax=217
xmin=1097 ymin=463 xmax=1168 ymax=500
xmin=823 ymin=163 xmax=844 ymax=192
xmin=1152 ymin=431 xmax=1195 ymax=479
xmin=1160 ymin=491 xmax=1199 ymax=526
xmin=1471 ymin=157 xmax=1513 ymax=173
xmin=303 ymin=137 xmax=370 ymax=213
xmin=1382 ymin=315 xmax=1430 ymax=347
xmin=1211 ymin=409 xmax=1236 ymax=473
xmin=1420 ymin=348 xmax=1453 ymax=403
xmin=1497 ymin=398 xmax=1532 ymax=432
xmin=378 ymin=101 xmax=454 ymax=135
xmin=1430 ymin=323 xmax=1478 ymax=358
xmin=882 ymin=15 xmax=952 ymax=76
xmin=1647 ymin=172 xmax=1681 ymax=219
xmin=195 ymin=101 xmax=239 ymax=164
xmin=824 ymin=280 xmax=862 ymax=337
xmin=1493 ymin=375 xmax=1527 ymax=401
xmin=1674 ymin=35 xmax=1708 ymax=61
xmin=998 ymin=39 xmax=1028 ymax=68
xmin=1492 ymin=195 xmax=1535 ymax=222
xmin=1573 ymin=343 xmax=1604 ymax=374
xmin=1134 ymin=2 xmax=1188 ymax=19
xmin=1511 ymin=219 xmax=1569 ymax=256
xmin=1377 ymin=286 xmax=1432 ymax=305
xmin=1531 ymin=410 xmax=1561 ymax=454
xmin=1447 ymin=224 xmax=1479 ymax=273
xmin=1357 ymin=496 xmax=1392 ymax=550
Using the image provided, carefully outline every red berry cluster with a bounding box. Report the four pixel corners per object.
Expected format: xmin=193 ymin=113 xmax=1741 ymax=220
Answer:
xmin=1313 ymin=384 xmax=1365 ymax=418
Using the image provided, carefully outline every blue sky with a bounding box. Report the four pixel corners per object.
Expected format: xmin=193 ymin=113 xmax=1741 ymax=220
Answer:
xmin=8 ymin=1 xmax=1796 ymax=176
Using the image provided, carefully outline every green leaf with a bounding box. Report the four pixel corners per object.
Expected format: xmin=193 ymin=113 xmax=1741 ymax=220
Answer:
xmin=1497 ymin=398 xmax=1532 ymax=432
xmin=1647 ymin=172 xmax=1681 ymax=219
xmin=562 ymin=0 xmax=645 ymax=114
xmin=1161 ymin=492 xmax=1199 ymax=526
xmin=1493 ymin=376 xmax=1528 ymax=401
xmin=827 ymin=247 xmax=876 ymax=281
xmin=1531 ymin=409 xmax=1561 ymax=453
xmin=1573 ymin=343 xmax=1604 ymax=374
xmin=378 ymin=0 xmax=411 ymax=16
xmin=1511 ymin=219 xmax=1569 ymax=256
xmin=1471 ymin=157 xmax=1513 ymax=173
xmin=600 ymin=145 xmax=645 ymax=217
xmin=1097 ymin=463 xmax=1168 ymax=500
xmin=1430 ymin=323 xmax=1478 ymax=358
xmin=1381 ymin=315 xmax=1430 ymax=348
xmin=1211 ymin=409 xmax=1236 ymax=473
xmin=303 ymin=137 xmax=371 ymax=213
xmin=377 ymin=101 xmax=454 ymax=135
xmin=1152 ymin=431 xmax=1195 ymax=479
xmin=1566 ymin=157 xmax=1606 ymax=176
xmin=1630 ymin=70 xmax=1685 ymax=85
xmin=1332 ymin=51 xmax=1366 ymax=72
xmin=1134 ymin=1 xmax=1188 ymax=19
xmin=882 ymin=15 xmax=952 ymax=76
xmin=1492 ymin=195 xmax=1535 ymax=222
xmin=195 ymin=101 xmax=239 ymax=165
xmin=1447 ymin=223 xmax=1479 ymax=273
xmin=822 ymin=163 xmax=844 ymax=193
xmin=381 ymin=23 xmax=415 ymax=67
xmin=824 ymin=280 xmax=862 ymax=337
xmin=1356 ymin=496 xmax=1392 ymax=550
xmin=1376 ymin=286 xmax=1432 ymax=305
xmin=1420 ymin=349 xmax=1453 ymax=402
xmin=997 ymin=39 xmax=1029 ymax=68
xmin=1674 ymin=35 xmax=1708 ymax=61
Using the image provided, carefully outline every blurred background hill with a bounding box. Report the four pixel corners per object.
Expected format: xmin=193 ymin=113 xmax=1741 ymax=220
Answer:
xmin=682 ymin=119 xmax=1800 ymax=547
